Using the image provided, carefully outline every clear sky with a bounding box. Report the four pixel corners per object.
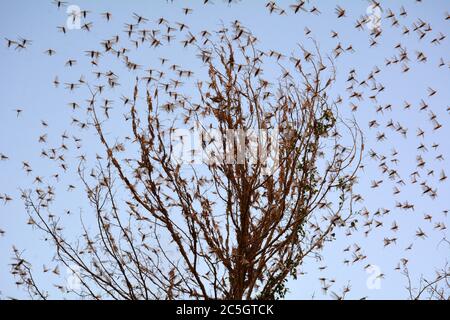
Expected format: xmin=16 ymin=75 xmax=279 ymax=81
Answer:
xmin=0 ymin=0 xmax=449 ymax=299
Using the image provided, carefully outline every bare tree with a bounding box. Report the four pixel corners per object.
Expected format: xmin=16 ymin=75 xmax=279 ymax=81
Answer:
xmin=12 ymin=26 xmax=362 ymax=300
xmin=403 ymin=263 xmax=450 ymax=300
xmin=402 ymin=238 xmax=450 ymax=300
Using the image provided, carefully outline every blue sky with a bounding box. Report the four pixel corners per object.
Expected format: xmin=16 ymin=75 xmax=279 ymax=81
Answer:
xmin=0 ymin=0 xmax=449 ymax=299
